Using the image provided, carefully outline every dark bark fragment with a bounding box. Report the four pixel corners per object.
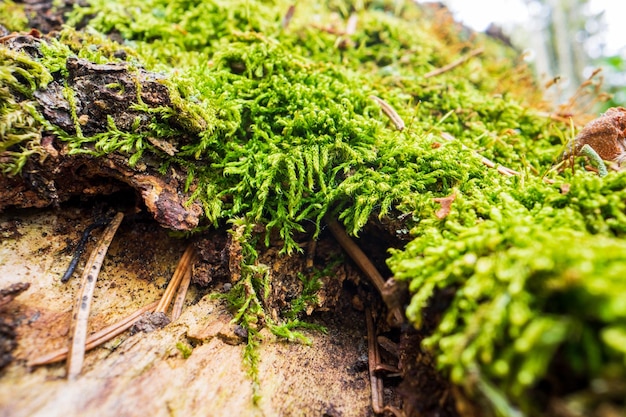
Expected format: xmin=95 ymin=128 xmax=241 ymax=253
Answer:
xmin=0 ymin=282 xmax=29 ymax=371
xmin=18 ymin=0 xmax=82 ymax=34
xmin=35 ymin=58 xmax=172 ymax=136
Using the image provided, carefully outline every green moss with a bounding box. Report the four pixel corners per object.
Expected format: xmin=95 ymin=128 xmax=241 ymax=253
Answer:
xmin=0 ymin=1 xmax=28 ymax=33
xmin=2 ymin=1 xmax=548 ymax=250
xmin=0 ymin=46 xmax=53 ymax=175
xmin=388 ymin=171 xmax=626 ymax=415
xmin=1 ymin=1 xmax=624 ymax=415
xmin=214 ymin=219 xmax=327 ymax=402
xmin=175 ymin=341 xmax=193 ymax=359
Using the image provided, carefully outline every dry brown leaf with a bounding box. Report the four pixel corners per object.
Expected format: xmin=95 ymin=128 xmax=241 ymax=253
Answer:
xmin=433 ymin=193 xmax=456 ymax=219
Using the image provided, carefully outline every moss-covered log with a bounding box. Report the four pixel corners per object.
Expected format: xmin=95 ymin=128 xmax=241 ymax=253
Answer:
xmin=2 ymin=1 xmax=626 ymax=416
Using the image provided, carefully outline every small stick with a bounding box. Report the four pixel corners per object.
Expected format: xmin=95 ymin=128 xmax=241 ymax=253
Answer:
xmin=327 ymin=220 xmax=403 ymax=324
xmin=281 ymin=4 xmax=296 ymax=29
xmin=345 ymin=13 xmax=358 ymax=36
xmin=29 ymin=301 xmax=158 ymax=367
xmin=424 ymin=47 xmax=484 ymax=79
xmin=366 ymin=308 xmax=384 ymax=414
xmin=0 ymin=29 xmax=41 ymax=43
xmin=377 ymin=335 xmax=399 ymax=357
xmin=156 ymin=244 xmax=196 ymax=314
xmin=369 ymin=95 xmax=405 ymax=131
xmin=66 ymin=212 xmax=124 ymax=380
xmin=0 ymin=33 xmax=18 ymax=43
xmin=171 ymin=253 xmax=195 ymax=322
xmin=439 ymin=132 xmax=559 ymax=183
xmin=383 ymin=406 xmax=406 ymax=417
xmin=327 ymin=221 xmax=385 ymax=293
xmin=305 ymin=239 xmax=317 ymax=271
xmin=313 ymin=13 xmax=357 ymax=37
xmin=60 ymin=218 xmax=108 ymax=283
xmin=374 ymin=363 xmax=401 ymax=375
xmin=439 ymin=132 xmax=520 ymax=176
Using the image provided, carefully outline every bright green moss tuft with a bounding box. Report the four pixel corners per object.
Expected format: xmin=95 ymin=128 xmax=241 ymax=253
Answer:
xmin=175 ymin=341 xmax=193 ymax=359
xmin=0 ymin=47 xmax=53 ymax=175
xmin=0 ymin=1 xmax=28 ymax=33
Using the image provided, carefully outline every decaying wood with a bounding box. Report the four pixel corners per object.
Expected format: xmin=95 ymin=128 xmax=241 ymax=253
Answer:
xmin=0 ymin=208 xmax=373 ymax=417
xmin=28 ymin=301 xmax=158 ymax=367
xmin=0 ymin=282 xmax=30 ymax=309
xmin=0 ymin=33 xmax=203 ymax=231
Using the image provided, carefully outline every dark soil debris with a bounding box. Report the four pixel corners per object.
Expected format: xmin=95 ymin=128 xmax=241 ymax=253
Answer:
xmin=0 ymin=282 xmax=29 ymax=370
xmin=130 ymin=311 xmax=170 ymax=334
xmin=193 ymin=234 xmax=230 ymax=287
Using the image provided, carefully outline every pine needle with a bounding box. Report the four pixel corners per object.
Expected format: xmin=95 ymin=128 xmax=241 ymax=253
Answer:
xmin=440 ymin=132 xmax=520 ymax=176
xmin=424 ymin=47 xmax=484 ymax=79
xmin=369 ymin=95 xmax=405 ymax=131
xmin=155 ymin=244 xmax=196 ymax=314
xmin=66 ymin=212 xmax=124 ymax=380
xmin=29 ymin=300 xmax=157 ymax=367
xmin=171 ymin=255 xmax=194 ymax=321
xmin=327 ymin=219 xmax=403 ymax=324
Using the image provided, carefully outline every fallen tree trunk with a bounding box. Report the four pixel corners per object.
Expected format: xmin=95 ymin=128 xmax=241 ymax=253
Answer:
xmin=4 ymin=1 xmax=626 ymax=417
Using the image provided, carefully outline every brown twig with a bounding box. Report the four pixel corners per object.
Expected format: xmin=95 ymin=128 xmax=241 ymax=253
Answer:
xmin=29 ymin=301 xmax=158 ymax=367
xmin=313 ymin=13 xmax=358 ymax=37
xmin=377 ymin=335 xmax=399 ymax=357
xmin=384 ymin=405 xmax=406 ymax=417
xmin=281 ymin=4 xmax=296 ymax=29
xmin=374 ymin=363 xmax=401 ymax=375
xmin=439 ymin=132 xmax=520 ymax=176
xmin=366 ymin=308 xmax=385 ymax=414
xmin=327 ymin=220 xmax=404 ymax=324
xmin=66 ymin=212 xmax=124 ymax=380
xmin=424 ymin=47 xmax=484 ymax=79
xmin=156 ymin=244 xmax=196 ymax=315
xmin=369 ymin=95 xmax=405 ymax=131
xmin=0 ymin=29 xmax=41 ymax=43
xmin=0 ymin=33 xmax=18 ymax=43
xmin=327 ymin=221 xmax=385 ymax=292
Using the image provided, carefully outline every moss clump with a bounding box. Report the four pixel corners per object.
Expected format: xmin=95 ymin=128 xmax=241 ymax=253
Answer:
xmin=0 ymin=46 xmax=51 ymax=175
xmin=1 ymin=0 xmax=625 ymax=415
xmin=1 ymin=1 xmax=548 ymax=250
xmin=175 ymin=341 xmax=193 ymax=359
xmin=388 ymin=173 xmax=626 ymax=415
xmin=0 ymin=1 xmax=28 ymax=33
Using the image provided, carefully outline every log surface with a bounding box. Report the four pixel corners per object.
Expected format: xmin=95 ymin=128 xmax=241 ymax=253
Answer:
xmin=0 ymin=208 xmax=371 ymax=417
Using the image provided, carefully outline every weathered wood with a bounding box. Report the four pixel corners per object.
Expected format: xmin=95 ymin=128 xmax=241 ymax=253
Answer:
xmin=0 ymin=208 xmax=372 ymax=417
